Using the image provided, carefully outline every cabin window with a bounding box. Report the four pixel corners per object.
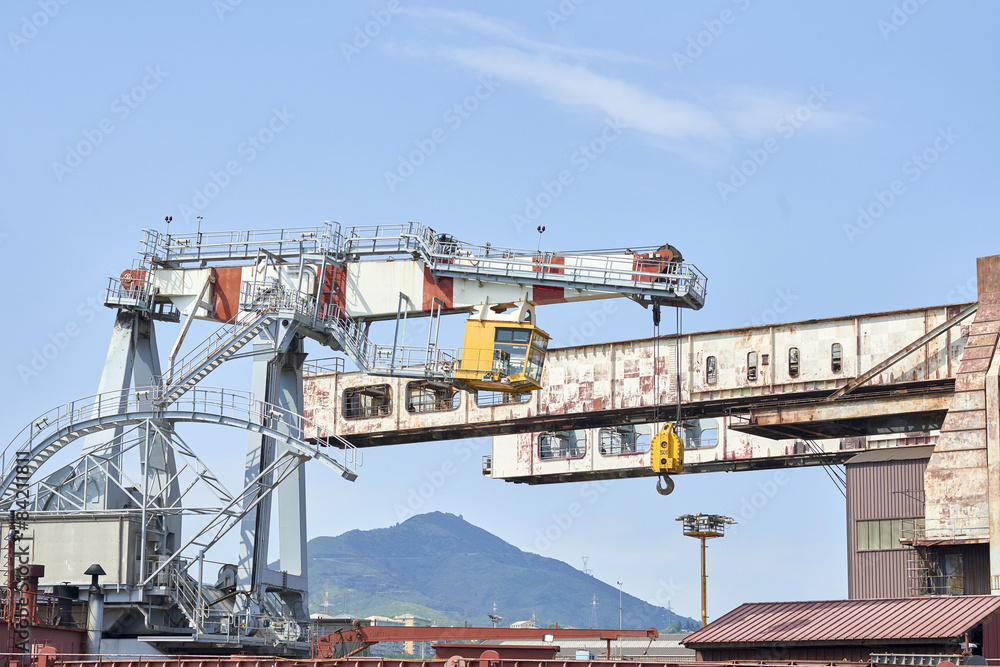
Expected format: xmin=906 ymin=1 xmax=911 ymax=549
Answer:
xmin=598 ymin=425 xmax=651 ymax=456
xmin=406 ymin=381 xmax=460 ymax=413
xmin=494 ymin=327 xmax=531 ymax=374
xmin=788 ymin=347 xmax=800 ymax=378
xmin=706 ymin=356 xmax=717 ymax=385
xmin=831 ymin=342 xmax=843 ymax=373
xmin=538 ymin=431 xmax=586 ymax=460
xmin=682 ymin=418 xmax=719 ymax=449
xmin=342 ymin=384 xmax=392 ymax=419
xmin=475 ymin=390 xmax=530 ymax=408
xmin=747 ymin=352 xmax=758 ymax=382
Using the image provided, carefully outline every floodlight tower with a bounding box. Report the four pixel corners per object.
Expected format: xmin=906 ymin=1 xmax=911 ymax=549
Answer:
xmin=677 ymin=513 xmax=735 ymax=627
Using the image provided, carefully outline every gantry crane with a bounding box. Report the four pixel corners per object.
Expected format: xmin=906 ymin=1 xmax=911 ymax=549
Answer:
xmin=0 ymin=221 xmax=705 ymax=655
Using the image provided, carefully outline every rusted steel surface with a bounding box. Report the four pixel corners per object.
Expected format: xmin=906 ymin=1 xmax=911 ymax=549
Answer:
xmin=827 ymin=303 xmax=978 ymax=401
xmin=682 ymin=595 xmax=1000 ymax=646
xmin=304 ymin=303 xmax=972 ymax=447
xmin=315 ymin=626 xmax=659 ymax=661
xmin=45 ymin=657 xmax=866 ymax=667
xmin=924 ymin=257 xmax=1000 ymax=545
xmin=739 ymin=392 xmax=953 ymax=431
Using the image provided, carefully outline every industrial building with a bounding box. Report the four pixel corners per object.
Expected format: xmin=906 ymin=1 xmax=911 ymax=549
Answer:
xmin=682 ymin=596 xmax=1000 ymax=663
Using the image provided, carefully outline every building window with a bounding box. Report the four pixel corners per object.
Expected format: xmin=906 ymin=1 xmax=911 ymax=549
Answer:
xmin=747 ymin=352 xmax=758 ymax=382
xmin=342 ymin=384 xmax=392 ymax=419
xmin=474 ymin=390 xmax=530 ymax=408
xmin=788 ymin=347 xmax=799 ymax=378
xmin=855 ymin=518 xmax=922 ymax=551
xmin=406 ymin=381 xmax=460 ymax=413
xmin=598 ymin=425 xmax=650 ymax=456
xmin=706 ymin=356 xmax=717 ymax=385
xmin=832 ymin=342 xmax=843 ymax=373
xmin=538 ymin=431 xmax=586 ymax=460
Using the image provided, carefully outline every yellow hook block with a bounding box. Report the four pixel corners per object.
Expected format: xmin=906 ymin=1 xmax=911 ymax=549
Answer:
xmin=650 ymin=423 xmax=684 ymax=475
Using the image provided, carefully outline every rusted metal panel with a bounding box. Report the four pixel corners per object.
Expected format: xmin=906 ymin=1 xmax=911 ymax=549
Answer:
xmin=747 ymin=393 xmax=952 ymax=426
xmin=924 ymin=285 xmax=1000 ymax=543
xmin=682 ymin=596 xmax=1000 ymax=646
xmin=951 ymin=390 xmax=987 ymax=411
xmin=305 ymin=304 xmax=971 ymax=449
xmin=51 ymin=659 xmax=797 ymax=667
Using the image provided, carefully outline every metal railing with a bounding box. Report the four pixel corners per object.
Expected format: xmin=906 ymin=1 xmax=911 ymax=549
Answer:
xmin=871 ymin=654 xmax=964 ymax=665
xmin=303 ymin=357 xmax=345 ymax=375
xmin=398 ymin=225 xmax=708 ymax=306
xmin=140 ymin=225 xmax=338 ymax=265
xmin=161 ymin=310 xmax=274 ymax=395
xmin=130 ymin=221 xmax=707 ymax=306
xmin=0 ymin=386 xmax=362 ymax=507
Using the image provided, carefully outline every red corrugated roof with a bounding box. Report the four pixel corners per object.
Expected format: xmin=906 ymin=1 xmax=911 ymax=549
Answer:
xmin=683 ymin=597 xmax=1000 ymax=646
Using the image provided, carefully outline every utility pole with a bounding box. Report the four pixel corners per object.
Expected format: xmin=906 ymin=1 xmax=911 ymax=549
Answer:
xmin=677 ymin=514 xmax=735 ymax=627
xmin=616 ymin=581 xmax=623 ymax=659
xmin=616 ymin=581 xmax=622 ymax=630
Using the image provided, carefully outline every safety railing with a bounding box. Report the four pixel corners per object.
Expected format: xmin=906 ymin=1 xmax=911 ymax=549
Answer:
xmin=303 ymin=357 xmax=345 ymax=375
xmin=133 ymin=222 xmax=707 ymax=306
xmin=313 ymin=300 xmax=457 ymax=379
xmin=140 ymin=224 xmax=338 ymax=265
xmin=0 ymin=587 xmax=85 ymax=628
xmin=162 ymin=310 xmax=273 ymax=391
xmin=871 ymin=654 xmax=965 ymax=666
xmin=397 ymin=226 xmax=707 ymax=306
xmin=104 ymin=272 xmax=154 ymax=312
xmin=0 ymin=386 xmax=361 ymax=507
xmin=240 ymin=280 xmax=319 ymax=318
xmin=339 ymin=221 xmax=424 ymax=256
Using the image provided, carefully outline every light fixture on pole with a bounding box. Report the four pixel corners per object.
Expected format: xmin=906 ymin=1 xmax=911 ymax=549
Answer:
xmin=677 ymin=513 xmax=735 ymax=628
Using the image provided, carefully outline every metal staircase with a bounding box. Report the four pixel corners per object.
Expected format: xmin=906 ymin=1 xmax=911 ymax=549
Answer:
xmin=160 ymin=310 xmax=276 ymax=406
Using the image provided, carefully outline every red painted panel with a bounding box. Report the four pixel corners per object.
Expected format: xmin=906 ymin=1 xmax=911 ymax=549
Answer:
xmin=119 ymin=269 xmax=146 ymax=294
xmin=532 ymin=285 xmax=565 ymax=304
xmin=423 ymin=266 xmax=454 ymax=310
xmin=212 ymin=266 xmax=242 ymax=322
xmin=631 ymin=247 xmax=670 ymax=283
xmin=533 ymin=254 xmax=565 ymax=274
xmin=318 ymin=264 xmax=347 ymax=318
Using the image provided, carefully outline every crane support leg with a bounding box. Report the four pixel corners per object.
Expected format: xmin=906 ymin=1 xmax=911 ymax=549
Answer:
xmin=237 ymin=323 xmax=310 ymax=620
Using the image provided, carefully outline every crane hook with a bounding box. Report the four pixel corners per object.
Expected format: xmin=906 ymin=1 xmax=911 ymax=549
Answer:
xmin=656 ymin=474 xmax=674 ymax=496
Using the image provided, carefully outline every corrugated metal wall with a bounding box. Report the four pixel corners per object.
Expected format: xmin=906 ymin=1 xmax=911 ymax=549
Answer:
xmin=846 ymin=457 xmax=928 ymax=599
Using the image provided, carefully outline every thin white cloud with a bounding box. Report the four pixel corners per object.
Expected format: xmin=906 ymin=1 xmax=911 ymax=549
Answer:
xmin=438 ymin=45 xmax=727 ymax=145
xmin=395 ymin=8 xmax=860 ymax=163
xmin=401 ymin=6 xmax=651 ymax=65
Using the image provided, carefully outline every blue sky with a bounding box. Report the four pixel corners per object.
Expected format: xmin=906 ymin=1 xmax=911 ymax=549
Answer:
xmin=2 ymin=1 xmax=997 ymax=623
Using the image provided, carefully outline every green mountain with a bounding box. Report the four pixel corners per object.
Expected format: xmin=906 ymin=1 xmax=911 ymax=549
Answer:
xmin=307 ymin=511 xmax=697 ymax=630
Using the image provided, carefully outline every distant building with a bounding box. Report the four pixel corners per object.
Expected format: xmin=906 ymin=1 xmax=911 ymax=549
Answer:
xmin=396 ymin=613 xmax=434 ymax=657
xmin=364 ymin=615 xmax=405 ymax=656
xmin=510 ymin=611 xmax=538 ymax=629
